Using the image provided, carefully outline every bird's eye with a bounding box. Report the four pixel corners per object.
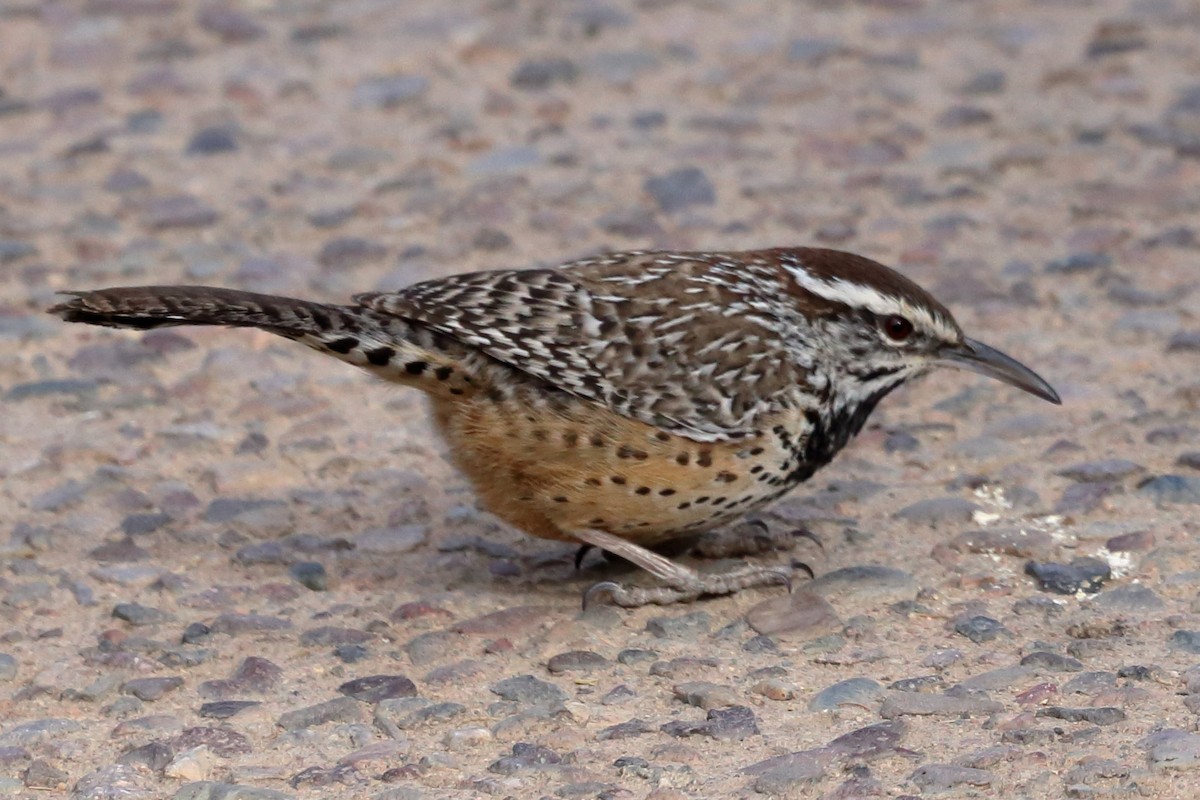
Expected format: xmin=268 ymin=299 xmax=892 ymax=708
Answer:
xmin=882 ymin=315 xmax=914 ymax=342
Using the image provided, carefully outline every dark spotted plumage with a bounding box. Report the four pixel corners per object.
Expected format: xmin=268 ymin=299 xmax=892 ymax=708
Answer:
xmin=49 ymin=247 xmax=1060 ymax=607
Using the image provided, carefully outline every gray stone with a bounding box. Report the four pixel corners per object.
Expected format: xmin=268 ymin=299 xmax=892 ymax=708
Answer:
xmin=880 ymin=692 xmax=1002 ymax=718
xmin=337 ymin=675 xmax=416 ymax=704
xmin=186 ymin=127 xmax=238 ymax=155
xmin=954 ymin=615 xmax=1009 ymax=643
xmin=1139 ymin=475 xmax=1200 ymax=505
xmin=1058 ymin=459 xmax=1143 ymax=482
xmin=352 ymin=75 xmax=428 ymax=109
xmin=910 ymin=764 xmax=994 ymax=791
xmin=808 ymin=677 xmax=885 ymax=711
xmin=894 ymin=497 xmax=979 ymax=525
xmin=1091 ymin=584 xmax=1164 ymax=612
xmin=276 ymin=697 xmax=364 ymax=731
xmin=511 ymin=58 xmax=578 ymax=90
xmin=805 ymin=565 xmax=916 ymax=605
xmin=546 ymin=651 xmax=609 ymax=674
xmin=489 ymin=675 xmax=567 ymax=709
xmin=1145 ymin=730 xmax=1200 ymax=770
xmin=644 ymin=167 xmax=715 ymax=213
xmin=646 ymin=611 xmax=711 ymax=639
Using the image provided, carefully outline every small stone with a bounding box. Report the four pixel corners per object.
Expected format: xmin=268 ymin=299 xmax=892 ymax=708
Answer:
xmin=1087 ymin=20 xmax=1147 ymax=58
xmin=894 ymin=497 xmax=979 ymax=525
xmin=745 ymin=752 xmax=825 ymax=793
xmin=317 ymin=237 xmax=388 ymax=270
xmin=910 ymin=764 xmax=994 ymax=791
xmin=746 ymin=590 xmax=840 ymax=641
xmin=1091 ymin=584 xmax=1164 ymax=612
xmin=1025 ymin=558 xmax=1111 ymax=594
xmin=198 ymin=700 xmax=260 ymax=720
xmin=596 ymin=718 xmax=656 ymax=740
xmin=489 ymin=675 xmax=567 ymax=709
xmin=299 ymin=626 xmax=371 ymax=647
xmin=122 ymin=677 xmax=184 ymax=701
xmin=646 ymin=611 xmax=711 ymax=639
xmin=1058 ymin=459 xmax=1143 ymax=482
xmin=0 ymin=240 xmax=37 ymax=264
xmin=1169 ymin=332 xmax=1200 ymax=352
xmin=951 ymin=528 xmax=1054 ymax=558
xmin=112 ymin=603 xmax=171 ymax=626
xmin=337 ymin=675 xmax=416 ymax=704
xmin=1105 ymin=530 xmax=1155 ymax=552
xmin=186 ymin=127 xmax=238 ymax=155
xmin=0 ymin=654 xmax=15 ymax=682
xmin=1020 ymin=651 xmax=1084 ymax=672
xmin=452 ymin=605 xmax=551 ymax=635
xmin=288 ymin=561 xmax=327 ymax=591
xmin=1145 ymin=730 xmax=1200 ymax=769
xmin=808 ymin=677 xmax=885 ymax=711
xmin=805 ymin=565 xmax=916 ymax=605
xmin=1139 ymin=475 xmax=1200 ymax=505
xmin=643 ymin=167 xmax=716 ymax=213
xmin=1037 ymin=706 xmax=1126 ymax=725
xmin=954 ymin=615 xmax=1009 ymax=643
xmin=122 ymin=512 xmax=171 ymax=536
xmin=0 ymin=719 xmax=82 ymax=747
xmin=958 ymin=665 xmax=1035 ymax=692
xmin=141 ymin=195 xmax=218 ymax=230
xmin=234 ymin=542 xmax=288 ymax=566
xmin=118 ymin=740 xmax=174 ymax=772
xmin=23 ymin=759 xmax=68 ymax=790
xmin=546 ymin=651 xmax=609 ymax=674
xmin=1062 ymin=671 xmax=1117 ymax=695
xmin=172 ymin=727 xmax=252 ymax=757
xmin=208 ymin=614 xmax=292 ymax=635
xmin=277 ymin=696 xmax=364 ymax=731
xmin=786 ymin=38 xmax=843 ymax=64
xmin=1046 ymin=252 xmax=1112 ymax=273
xmin=443 ymin=727 xmax=492 ymax=750
xmin=197 ymin=5 xmax=267 ymax=42
xmin=704 ymin=705 xmax=759 ymax=741
xmin=826 ymin=720 xmax=907 ymax=759
xmin=1170 ymin=631 xmax=1200 ymax=654
xmin=352 ymin=75 xmax=429 ymax=109
xmin=889 ymin=675 xmax=946 ymax=693
xmin=511 ymin=58 xmax=578 ymax=90
xmin=487 ymin=742 xmax=562 ymax=775
xmin=672 ymin=681 xmax=740 ymax=710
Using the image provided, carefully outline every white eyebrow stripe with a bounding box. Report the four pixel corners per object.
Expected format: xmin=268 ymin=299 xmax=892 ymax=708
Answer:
xmin=784 ymin=266 xmax=957 ymax=339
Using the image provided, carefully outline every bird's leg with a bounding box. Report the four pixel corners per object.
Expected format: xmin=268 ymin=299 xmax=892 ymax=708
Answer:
xmin=573 ymin=528 xmax=793 ymax=609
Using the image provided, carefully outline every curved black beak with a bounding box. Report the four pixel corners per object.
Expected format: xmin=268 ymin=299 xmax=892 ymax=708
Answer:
xmin=939 ymin=337 xmax=1061 ymax=405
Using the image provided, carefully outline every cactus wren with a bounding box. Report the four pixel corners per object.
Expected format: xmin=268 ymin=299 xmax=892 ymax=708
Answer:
xmin=50 ymin=248 xmax=1060 ymax=607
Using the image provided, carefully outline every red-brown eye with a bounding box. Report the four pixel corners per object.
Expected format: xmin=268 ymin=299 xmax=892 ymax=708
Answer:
xmin=883 ymin=315 xmax=913 ymax=342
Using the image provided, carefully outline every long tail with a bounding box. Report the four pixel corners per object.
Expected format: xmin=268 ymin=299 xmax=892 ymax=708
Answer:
xmin=49 ymin=286 xmax=475 ymax=395
xmin=49 ymin=285 xmax=357 ymax=336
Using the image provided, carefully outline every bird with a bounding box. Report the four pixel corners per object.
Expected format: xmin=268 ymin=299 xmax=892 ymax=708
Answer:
xmin=49 ymin=247 xmax=1061 ymax=607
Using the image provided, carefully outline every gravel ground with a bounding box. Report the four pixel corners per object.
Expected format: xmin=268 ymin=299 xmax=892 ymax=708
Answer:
xmin=1 ymin=1 xmax=1199 ymax=798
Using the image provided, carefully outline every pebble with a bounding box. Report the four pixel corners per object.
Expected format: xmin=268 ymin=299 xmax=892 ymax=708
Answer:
xmin=72 ymin=764 xmax=156 ymax=799
xmin=199 ymin=701 xmax=260 ymax=720
xmin=0 ymin=719 xmax=81 ymax=747
xmin=893 ymin=497 xmax=979 ymax=525
xmin=122 ymin=677 xmax=184 ymax=701
xmin=510 ymin=58 xmax=578 ymax=90
xmin=174 ymin=781 xmax=294 ymax=800
xmin=952 ymin=528 xmax=1054 ymax=558
xmin=489 ymin=675 xmax=567 ymax=709
xmin=546 ymin=651 xmax=609 ymax=674
xmin=1169 ymin=630 xmax=1200 ymax=654
xmin=1025 ymin=558 xmax=1111 ymax=594
xmin=953 ymin=615 xmax=1010 ymax=643
xmin=596 ymin=718 xmax=656 ymax=740
xmin=744 ymin=751 xmax=825 ymax=793
xmin=288 ymin=561 xmax=327 ymax=591
xmin=805 ymin=565 xmax=917 ymax=605
xmin=197 ymin=657 xmax=282 ymax=698
xmin=1037 ymin=706 xmax=1126 ymax=725
xmin=1144 ymin=730 xmax=1200 ymax=769
xmin=298 ymin=626 xmax=372 ymax=647
xmin=208 ymin=614 xmax=292 ymax=635
xmin=645 ymin=611 xmax=711 ymax=639
xmin=351 ymin=75 xmax=428 ymax=109
xmin=1020 ymin=651 xmax=1084 ymax=672
xmin=643 ymin=167 xmax=716 ymax=213
xmin=316 ymin=237 xmax=388 ymax=270
xmin=451 ymin=606 xmax=551 ymax=636
xmin=337 ymin=675 xmax=416 ymax=703
xmin=141 ymin=195 xmax=219 ymax=229
xmin=186 ymin=127 xmax=238 ymax=155
xmin=276 ymin=697 xmax=364 ymax=731
xmin=958 ymin=666 xmax=1034 ymax=692
xmin=880 ymin=692 xmax=1002 ymax=718
xmin=1138 ymin=475 xmax=1200 ymax=505
xmin=1062 ymin=671 xmax=1117 ymax=696
xmin=23 ymin=759 xmax=68 ymax=790
xmin=745 ymin=590 xmax=840 ymax=640
xmin=808 ymin=677 xmax=885 ymax=711
xmin=672 ymin=681 xmax=740 ymax=710
xmin=112 ymin=602 xmax=171 ymax=626
xmin=910 ymin=764 xmax=994 ymax=791
xmin=1058 ymin=459 xmax=1143 ymax=482
xmin=1091 ymin=584 xmax=1164 ymax=612
xmin=173 ymin=727 xmax=252 ymax=758
xmin=0 ymin=655 xmax=15 ymax=682
xmin=662 ymin=706 xmax=759 ymax=741
xmin=487 ymin=742 xmax=562 ymax=775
